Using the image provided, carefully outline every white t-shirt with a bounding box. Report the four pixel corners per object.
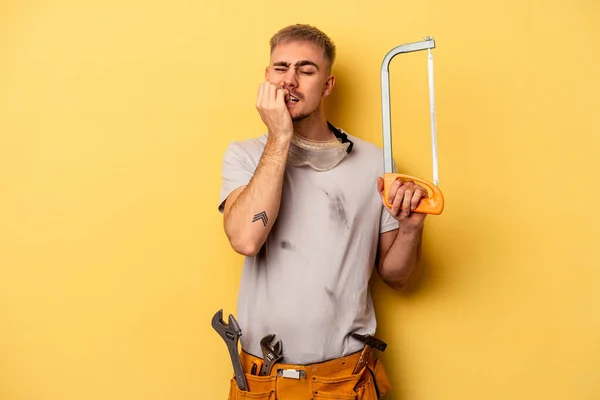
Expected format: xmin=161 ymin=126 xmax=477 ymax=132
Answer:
xmin=218 ymin=128 xmax=399 ymax=365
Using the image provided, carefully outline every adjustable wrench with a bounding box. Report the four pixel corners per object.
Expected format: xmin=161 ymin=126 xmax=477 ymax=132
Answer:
xmin=211 ymin=309 xmax=248 ymax=391
xmin=259 ymin=334 xmax=283 ymax=376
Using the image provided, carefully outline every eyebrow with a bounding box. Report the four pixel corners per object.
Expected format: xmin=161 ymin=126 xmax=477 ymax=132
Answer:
xmin=273 ymin=60 xmax=320 ymax=70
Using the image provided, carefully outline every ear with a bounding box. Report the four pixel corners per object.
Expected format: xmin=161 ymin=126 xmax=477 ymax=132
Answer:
xmin=265 ymin=66 xmax=270 ymax=80
xmin=322 ymin=74 xmax=336 ymax=97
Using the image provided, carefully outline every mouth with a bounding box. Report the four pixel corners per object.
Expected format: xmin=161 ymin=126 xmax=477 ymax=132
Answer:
xmin=286 ymin=94 xmax=300 ymax=104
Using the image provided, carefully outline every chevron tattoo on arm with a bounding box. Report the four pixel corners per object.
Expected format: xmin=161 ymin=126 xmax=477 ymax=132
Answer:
xmin=252 ymin=211 xmax=268 ymax=227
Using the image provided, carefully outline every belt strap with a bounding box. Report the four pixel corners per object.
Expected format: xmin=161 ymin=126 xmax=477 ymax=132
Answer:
xmin=240 ymin=349 xmax=375 ymax=379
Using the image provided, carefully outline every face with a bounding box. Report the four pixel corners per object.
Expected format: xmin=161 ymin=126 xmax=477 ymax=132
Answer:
xmin=266 ymin=41 xmax=335 ymax=122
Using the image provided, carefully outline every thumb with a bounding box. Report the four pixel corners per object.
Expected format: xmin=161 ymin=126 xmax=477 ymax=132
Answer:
xmin=376 ymin=177 xmax=391 ymax=210
xmin=376 ymin=177 xmax=384 ymax=195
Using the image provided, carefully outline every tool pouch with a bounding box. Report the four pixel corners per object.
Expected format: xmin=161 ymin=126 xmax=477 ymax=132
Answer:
xmin=364 ymin=358 xmax=392 ymax=399
xmin=230 ymin=351 xmax=392 ymax=399
xmin=310 ymin=358 xmax=392 ymax=400
xmin=227 ymin=373 xmax=276 ymax=400
xmin=311 ymin=373 xmax=362 ymax=399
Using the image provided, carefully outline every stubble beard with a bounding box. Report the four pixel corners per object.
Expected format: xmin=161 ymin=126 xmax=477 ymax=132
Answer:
xmin=291 ymin=113 xmax=310 ymax=122
xmin=290 ymin=103 xmax=320 ymax=123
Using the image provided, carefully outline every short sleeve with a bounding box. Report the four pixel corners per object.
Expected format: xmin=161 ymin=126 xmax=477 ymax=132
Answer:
xmin=380 ymin=207 xmax=400 ymax=233
xmin=218 ymin=142 xmax=256 ymax=213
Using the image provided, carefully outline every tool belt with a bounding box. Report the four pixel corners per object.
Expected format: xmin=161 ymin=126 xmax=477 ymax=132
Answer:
xmin=227 ymin=348 xmax=391 ymax=400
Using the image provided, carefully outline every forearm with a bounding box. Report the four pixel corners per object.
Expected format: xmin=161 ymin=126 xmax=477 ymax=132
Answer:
xmin=378 ymin=226 xmax=423 ymax=290
xmin=224 ymin=136 xmax=291 ymax=256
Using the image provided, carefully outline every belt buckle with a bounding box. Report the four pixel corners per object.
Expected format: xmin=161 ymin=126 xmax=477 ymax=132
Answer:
xmin=277 ymin=369 xmax=306 ymax=379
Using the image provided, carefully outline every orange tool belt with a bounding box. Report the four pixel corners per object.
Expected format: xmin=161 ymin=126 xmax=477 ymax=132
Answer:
xmin=227 ymin=348 xmax=391 ymax=400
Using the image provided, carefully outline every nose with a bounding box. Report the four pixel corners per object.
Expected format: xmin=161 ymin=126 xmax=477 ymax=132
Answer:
xmin=282 ymin=69 xmax=298 ymax=89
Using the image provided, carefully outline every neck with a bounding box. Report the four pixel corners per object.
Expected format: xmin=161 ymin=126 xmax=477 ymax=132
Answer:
xmin=292 ymin=108 xmax=334 ymax=141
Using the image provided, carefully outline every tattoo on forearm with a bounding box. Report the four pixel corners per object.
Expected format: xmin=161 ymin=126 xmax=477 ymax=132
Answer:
xmin=252 ymin=211 xmax=268 ymax=227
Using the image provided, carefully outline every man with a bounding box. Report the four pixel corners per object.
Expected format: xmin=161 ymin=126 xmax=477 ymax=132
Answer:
xmin=218 ymin=24 xmax=427 ymax=399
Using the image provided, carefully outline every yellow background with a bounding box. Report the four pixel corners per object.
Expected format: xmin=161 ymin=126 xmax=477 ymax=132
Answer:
xmin=1 ymin=1 xmax=599 ymax=399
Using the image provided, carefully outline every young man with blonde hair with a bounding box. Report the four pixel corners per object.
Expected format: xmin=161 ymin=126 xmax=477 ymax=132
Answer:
xmin=219 ymin=24 xmax=428 ymax=399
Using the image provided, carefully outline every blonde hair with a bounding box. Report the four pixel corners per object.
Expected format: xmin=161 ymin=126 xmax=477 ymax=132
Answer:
xmin=270 ymin=24 xmax=336 ymax=71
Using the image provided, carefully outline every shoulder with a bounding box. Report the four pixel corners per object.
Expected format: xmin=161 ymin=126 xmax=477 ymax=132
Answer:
xmin=226 ymin=134 xmax=268 ymax=155
xmin=223 ymin=134 xmax=269 ymax=162
xmin=334 ymin=126 xmax=387 ymax=172
xmin=347 ymin=134 xmax=384 ymax=157
xmin=333 ymin=125 xmax=384 ymax=157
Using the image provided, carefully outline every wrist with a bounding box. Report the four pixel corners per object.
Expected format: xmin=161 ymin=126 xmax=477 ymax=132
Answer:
xmin=398 ymin=223 xmax=424 ymax=237
xmin=265 ymin=134 xmax=292 ymax=157
xmin=267 ymin=132 xmax=292 ymax=146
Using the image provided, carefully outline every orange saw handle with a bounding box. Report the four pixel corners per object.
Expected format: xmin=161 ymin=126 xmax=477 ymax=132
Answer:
xmin=383 ymin=173 xmax=444 ymax=215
